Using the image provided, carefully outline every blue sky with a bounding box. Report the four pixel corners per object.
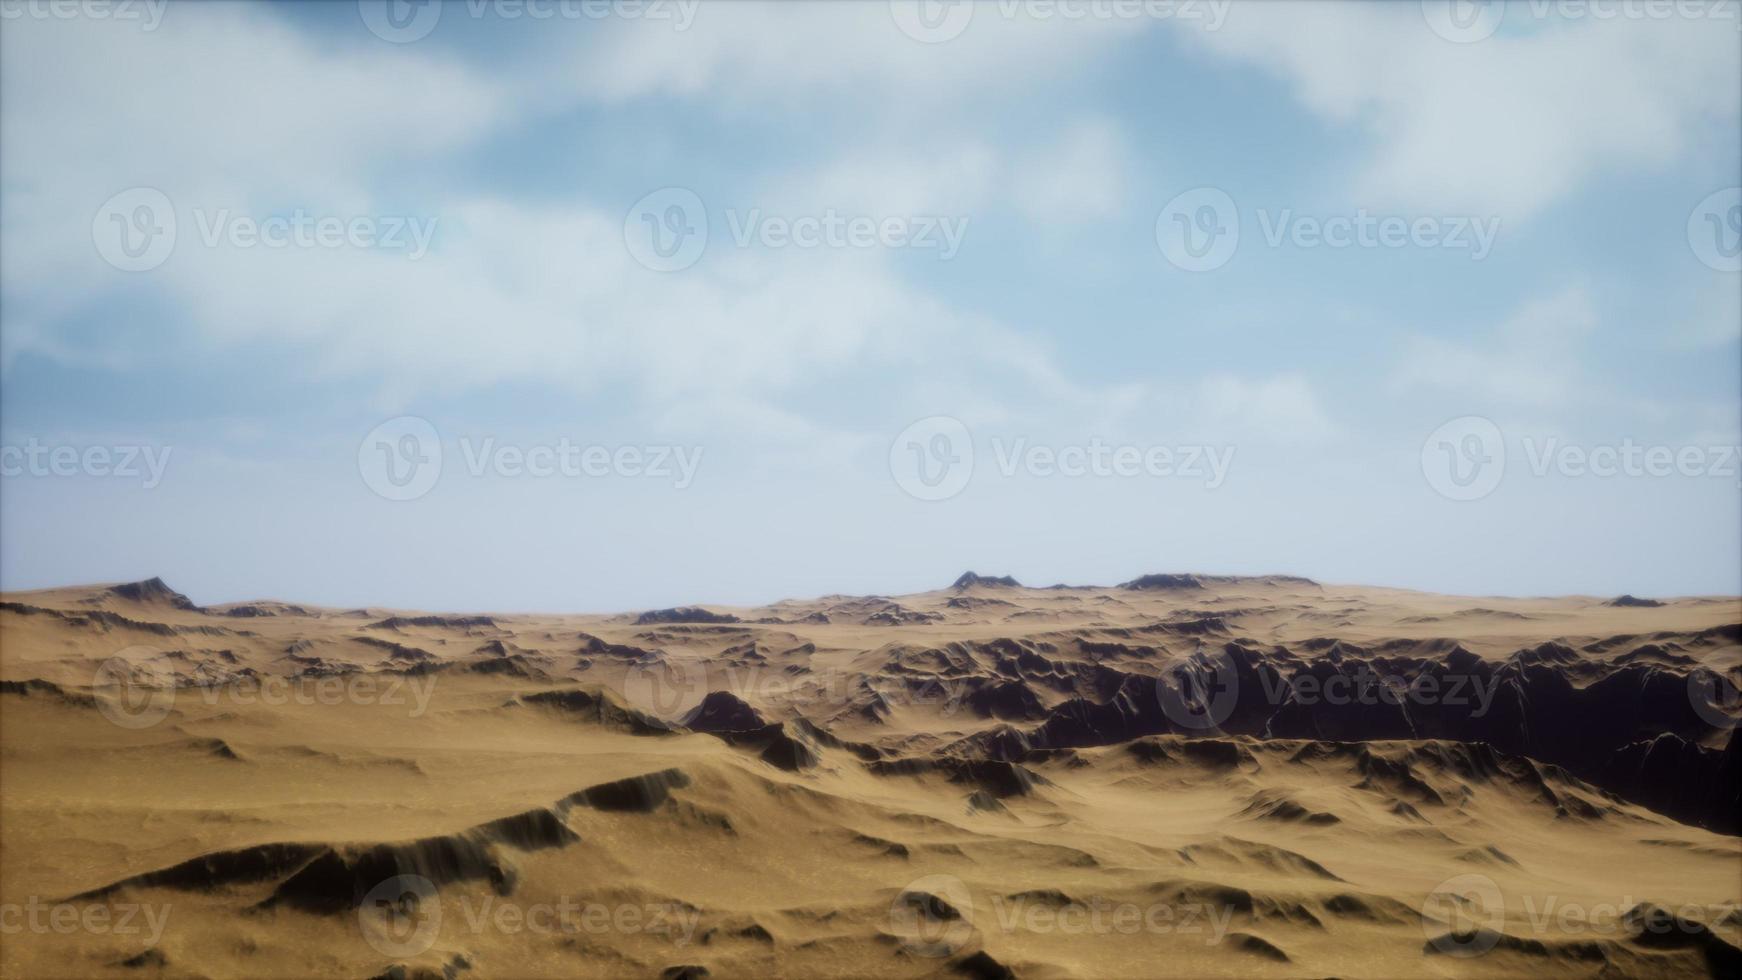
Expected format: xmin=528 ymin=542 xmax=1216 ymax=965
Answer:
xmin=1 ymin=0 xmax=1738 ymax=611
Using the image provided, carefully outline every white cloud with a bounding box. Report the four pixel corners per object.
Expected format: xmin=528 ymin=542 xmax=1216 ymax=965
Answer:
xmin=0 ymin=3 xmax=1140 ymax=429
xmin=568 ymin=2 xmax=1153 ymax=109
xmin=0 ymin=1 xmax=1723 ymax=469
xmin=1180 ymin=4 xmax=1739 ymax=219
xmin=0 ymin=6 xmax=504 ymax=342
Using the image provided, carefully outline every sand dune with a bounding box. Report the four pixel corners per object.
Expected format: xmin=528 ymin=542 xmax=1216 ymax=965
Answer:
xmin=2 ymin=574 xmax=1738 ymax=978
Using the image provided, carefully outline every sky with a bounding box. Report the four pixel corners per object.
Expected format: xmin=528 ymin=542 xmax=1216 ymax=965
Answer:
xmin=1 ymin=0 xmax=1738 ymax=612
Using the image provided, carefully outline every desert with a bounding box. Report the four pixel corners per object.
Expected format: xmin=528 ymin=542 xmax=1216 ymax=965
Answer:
xmin=1 ymin=572 xmax=1738 ymax=978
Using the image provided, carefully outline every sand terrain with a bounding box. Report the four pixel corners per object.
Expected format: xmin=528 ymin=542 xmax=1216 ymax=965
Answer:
xmin=1 ymin=573 xmax=1739 ymax=978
